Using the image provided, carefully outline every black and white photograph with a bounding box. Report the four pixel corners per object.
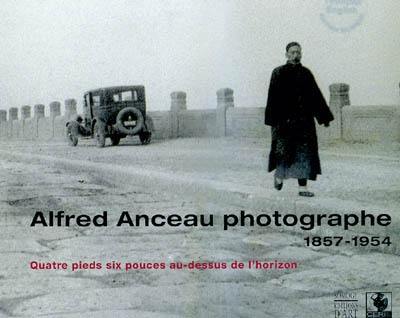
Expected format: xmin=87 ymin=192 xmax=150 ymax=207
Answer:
xmin=0 ymin=1 xmax=399 ymax=317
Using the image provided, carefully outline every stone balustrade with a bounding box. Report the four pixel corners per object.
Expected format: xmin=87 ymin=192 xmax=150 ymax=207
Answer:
xmin=0 ymin=85 xmax=398 ymax=143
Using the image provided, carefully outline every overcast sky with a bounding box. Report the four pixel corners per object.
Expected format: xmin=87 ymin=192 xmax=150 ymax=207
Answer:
xmin=1 ymin=0 xmax=399 ymax=115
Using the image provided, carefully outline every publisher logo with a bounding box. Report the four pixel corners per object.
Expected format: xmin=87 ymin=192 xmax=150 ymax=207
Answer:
xmin=366 ymin=292 xmax=392 ymax=318
xmin=320 ymin=0 xmax=366 ymax=33
xmin=334 ymin=292 xmax=358 ymax=317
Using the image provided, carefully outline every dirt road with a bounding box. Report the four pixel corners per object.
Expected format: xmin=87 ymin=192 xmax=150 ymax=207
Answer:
xmin=0 ymin=138 xmax=399 ymax=317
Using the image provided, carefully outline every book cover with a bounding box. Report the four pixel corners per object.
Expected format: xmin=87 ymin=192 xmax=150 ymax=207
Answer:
xmin=0 ymin=1 xmax=398 ymax=317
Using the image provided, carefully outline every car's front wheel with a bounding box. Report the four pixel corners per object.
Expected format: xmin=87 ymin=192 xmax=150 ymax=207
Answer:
xmin=66 ymin=122 xmax=79 ymax=146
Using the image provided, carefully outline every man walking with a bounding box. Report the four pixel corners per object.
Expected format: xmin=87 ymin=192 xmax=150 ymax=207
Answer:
xmin=264 ymin=42 xmax=334 ymax=197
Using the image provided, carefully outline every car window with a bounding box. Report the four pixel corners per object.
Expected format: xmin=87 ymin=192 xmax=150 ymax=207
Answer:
xmin=113 ymin=94 xmax=120 ymax=102
xmin=112 ymin=90 xmax=138 ymax=102
xmin=121 ymin=91 xmax=133 ymax=101
xmin=84 ymin=94 xmax=90 ymax=107
xmin=92 ymin=95 xmax=101 ymax=107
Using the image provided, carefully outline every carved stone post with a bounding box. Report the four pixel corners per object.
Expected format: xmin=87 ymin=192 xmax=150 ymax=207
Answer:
xmin=170 ymin=92 xmax=187 ymax=138
xmin=329 ymin=83 xmax=350 ymax=139
xmin=216 ymin=88 xmax=234 ymax=137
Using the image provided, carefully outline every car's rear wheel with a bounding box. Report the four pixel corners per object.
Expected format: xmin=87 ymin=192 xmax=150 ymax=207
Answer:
xmin=139 ymin=131 xmax=151 ymax=145
xmin=110 ymin=135 xmax=121 ymax=146
xmin=94 ymin=122 xmax=106 ymax=148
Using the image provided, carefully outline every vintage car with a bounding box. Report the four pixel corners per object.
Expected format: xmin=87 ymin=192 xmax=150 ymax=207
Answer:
xmin=66 ymin=85 xmax=153 ymax=147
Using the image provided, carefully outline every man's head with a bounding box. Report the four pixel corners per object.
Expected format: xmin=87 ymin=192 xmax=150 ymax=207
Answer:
xmin=75 ymin=115 xmax=83 ymax=123
xmin=286 ymin=42 xmax=302 ymax=64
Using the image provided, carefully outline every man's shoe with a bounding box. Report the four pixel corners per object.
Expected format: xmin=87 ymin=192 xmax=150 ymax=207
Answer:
xmin=299 ymin=191 xmax=314 ymax=197
xmin=274 ymin=177 xmax=283 ymax=191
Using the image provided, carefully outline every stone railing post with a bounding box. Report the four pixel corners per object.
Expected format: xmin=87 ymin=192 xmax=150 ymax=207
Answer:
xmin=397 ymin=82 xmax=400 ymax=141
xmin=0 ymin=110 xmax=7 ymax=139
xmin=170 ymin=92 xmax=187 ymax=138
xmin=34 ymin=104 xmax=45 ymax=118
xmin=33 ymin=104 xmax=45 ymax=138
xmin=65 ymin=99 xmax=77 ymax=119
xmin=9 ymin=107 xmax=18 ymax=121
xmin=49 ymin=101 xmax=61 ymax=139
xmin=50 ymin=101 xmax=61 ymax=118
xmin=216 ymin=88 xmax=234 ymax=137
xmin=21 ymin=105 xmax=31 ymax=139
xmin=8 ymin=107 xmax=19 ymax=139
xmin=21 ymin=105 xmax=31 ymax=119
xmin=329 ymin=83 xmax=350 ymax=139
xmin=0 ymin=110 xmax=6 ymax=122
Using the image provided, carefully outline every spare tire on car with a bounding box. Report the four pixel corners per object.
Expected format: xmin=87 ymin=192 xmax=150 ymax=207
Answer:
xmin=115 ymin=107 xmax=144 ymax=135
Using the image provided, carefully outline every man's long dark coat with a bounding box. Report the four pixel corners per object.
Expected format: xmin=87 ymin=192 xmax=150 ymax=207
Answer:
xmin=264 ymin=62 xmax=334 ymax=179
